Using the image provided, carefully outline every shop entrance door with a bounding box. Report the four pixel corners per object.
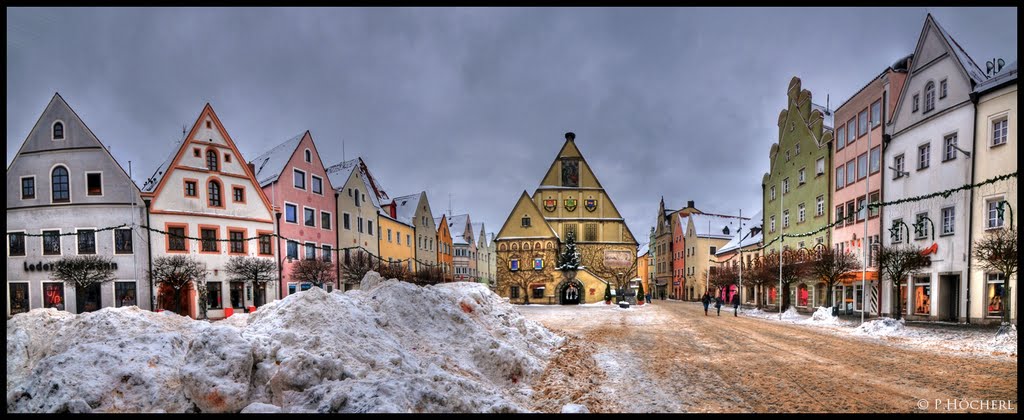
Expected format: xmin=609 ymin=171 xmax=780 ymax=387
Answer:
xmin=940 ymin=274 xmax=960 ymax=322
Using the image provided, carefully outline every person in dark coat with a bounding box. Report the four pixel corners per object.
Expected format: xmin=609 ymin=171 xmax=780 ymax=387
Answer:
xmin=714 ymin=294 xmax=724 ymax=316
xmin=701 ymin=293 xmax=711 ymax=316
xmin=731 ymin=293 xmax=740 ymax=317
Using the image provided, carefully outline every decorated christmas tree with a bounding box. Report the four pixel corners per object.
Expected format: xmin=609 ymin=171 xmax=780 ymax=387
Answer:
xmin=636 ymin=280 xmax=645 ymax=305
xmin=557 ymin=230 xmax=584 ymax=271
xmin=603 ymin=282 xmax=612 ymax=303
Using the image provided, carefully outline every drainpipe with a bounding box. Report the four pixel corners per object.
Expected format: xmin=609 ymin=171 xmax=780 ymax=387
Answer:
xmin=144 ymin=198 xmax=155 ymax=311
xmin=334 ymin=191 xmax=341 ymax=290
xmin=965 ymin=91 xmax=981 ymax=324
xmin=275 ymin=211 xmax=283 ymax=299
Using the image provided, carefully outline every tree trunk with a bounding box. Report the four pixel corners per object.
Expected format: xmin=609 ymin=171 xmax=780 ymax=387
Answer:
xmin=781 ymin=283 xmax=792 ymax=311
xmin=826 ymin=283 xmax=834 ymax=308
xmin=892 ymin=283 xmax=903 ymax=320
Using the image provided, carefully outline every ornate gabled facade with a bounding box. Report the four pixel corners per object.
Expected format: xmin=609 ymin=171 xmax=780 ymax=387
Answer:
xmin=495 ymin=132 xmax=639 ymax=304
xmin=7 ymin=93 xmax=151 ymax=316
xmin=141 ymin=104 xmax=275 ymax=319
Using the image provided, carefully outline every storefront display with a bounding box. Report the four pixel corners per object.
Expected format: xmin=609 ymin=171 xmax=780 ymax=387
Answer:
xmin=987 ymin=273 xmax=1005 ymax=318
xmin=913 ymin=277 xmax=930 ymax=315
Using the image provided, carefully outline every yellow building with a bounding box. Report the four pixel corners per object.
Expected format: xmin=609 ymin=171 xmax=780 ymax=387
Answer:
xmin=378 ymin=212 xmax=416 ymax=273
xmin=495 ymin=132 xmax=639 ymax=304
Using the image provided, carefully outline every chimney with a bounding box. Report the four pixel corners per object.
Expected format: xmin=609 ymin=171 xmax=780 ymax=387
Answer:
xmin=247 ymin=162 xmax=255 ymax=175
xmin=687 ymin=200 xmax=695 ymax=209
xmin=565 ymin=132 xmax=575 ymax=141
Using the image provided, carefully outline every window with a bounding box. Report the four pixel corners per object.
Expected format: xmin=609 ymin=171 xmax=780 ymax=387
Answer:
xmin=206 ymin=150 xmax=219 ymax=171
xmin=795 ymin=143 xmax=800 ymax=155
xmin=53 ymin=121 xmax=64 ymax=140
xmin=368 ymin=221 xmax=374 ymax=235
xmin=987 ymin=272 xmax=1006 ymax=317
xmin=207 ymin=282 xmax=223 ymax=310
xmin=387 ymin=229 xmax=392 ymax=242
xmin=9 ymin=232 xmax=26 ymax=256
xmin=986 ymin=198 xmax=1006 ymax=229
xmin=43 ymin=230 xmax=61 ymax=255
xmin=943 ymin=133 xmax=958 ymax=161
xmin=785 ymin=150 xmax=791 ymax=162
xmin=856 ymin=196 xmax=866 ymax=221
xmin=232 ymin=187 xmax=244 ymax=202
xmin=43 ymin=283 xmax=65 ymax=309
xmin=322 ymin=245 xmax=332 ymax=262
xmin=230 ymin=282 xmax=245 ymax=309
xmin=509 ymin=258 xmax=519 ymax=271
xmin=564 ymin=223 xmax=577 ymax=240
xmin=532 ymin=287 xmax=545 ymax=299
xmin=321 ymin=211 xmax=332 ymax=230
xmin=584 ymin=223 xmax=598 ymax=241
xmin=311 ymin=176 xmax=323 ymax=195
xmin=868 ymin=191 xmax=880 ymax=219
xmin=286 ymin=241 xmax=299 ymax=260
xmin=912 ymin=94 xmax=919 ymax=112
xmin=836 ymin=166 xmax=845 ymax=190
xmin=293 ymin=169 xmax=306 ymax=190
xmin=894 ymin=154 xmax=905 ymax=179
xmin=201 ymin=228 xmax=218 ymax=252
xmin=224 ymin=154 xmax=231 ymax=163
xmin=847 ymin=118 xmax=856 ymax=144
xmin=406 ymin=234 xmax=410 ymax=246
xmin=354 ymin=192 xmax=361 ymax=207
xmin=782 ymin=210 xmax=789 ymax=228
xmin=769 ymin=216 xmax=775 ymax=232
xmin=846 ymin=160 xmax=856 ymax=185
xmin=510 ymin=286 xmax=520 ymax=299
xmin=846 ymin=201 xmax=856 ymax=224
xmin=208 ymin=181 xmax=222 ymax=207
xmin=917 ymin=144 xmax=930 ymax=170
xmin=924 ymin=82 xmax=935 ymax=112
xmin=21 ymin=177 xmax=35 ymax=199
xmin=304 ymin=208 xmax=315 ymax=227
xmin=869 ymin=146 xmax=880 ymax=174
xmin=770 ymin=186 xmax=776 ymax=201
xmin=816 ymin=195 xmax=825 ymax=217
xmin=941 ymin=207 xmax=955 ymax=236
xmin=304 ymin=149 xmax=312 ymax=163
xmin=798 ymin=168 xmax=806 ymax=184
xmin=521 ymin=216 xmax=531 ymax=227
xmin=816 ymin=158 xmax=825 ymax=176
xmin=892 ymin=219 xmax=904 ymax=243
xmin=835 ymin=205 xmax=845 ymax=228
xmin=534 ymin=258 xmax=544 ymax=270
xmin=913 ymin=277 xmax=930 ymax=315
xmin=285 ymin=204 xmax=297 ymax=223
xmin=915 ymin=213 xmax=928 ymax=240
xmin=357 ymin=217 xmax=364 ymax=233
xmin=115 ymin=282 xmax=136 ymax=308
xmin=305 ymin=243 xmax=316 ymax=260
xmin=77 ymin=229 xmax=96 ymax=254
xmin=858 ymin=109 xmax=868 ymax=136
xmin=857 ymin=153 xmax=868 ymax=180
xmin=798 ymin=203 xmax=806 ymax=223
xmin=992 ymin=118 xmax=1008 ymax=146
xmin=343 ymin=213 xmax=351 ymax=230
xmin=870 ymin=99 xmax=882 ymax=127
xmin=939 ymin=79 xmax=947 ymax=99
xmin=259 ymin=234 xmax=272 ymax=255
xmin=51 ymin=166 xmax=70 ymax=202
xmin=229 ymin=230 xmax=244 ymax=254
xmin=168 ymin=227 xmax=186 ymax=251
xmin=185 ymin=181 xmax=197 ymax=197
xmin=836 ymin=126 xmax=846 ymax=150
xmin=193 ymin=148 xmax=200 ymax=157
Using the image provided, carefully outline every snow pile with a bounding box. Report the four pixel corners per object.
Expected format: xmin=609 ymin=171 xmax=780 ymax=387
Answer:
xmin=779 ymin=307 xmax=803 ymax=321
xmin=6 ymin=274 xmax=564 ymax=413
xmin=561 ymin=403 xmax=590 ymax=413
xmin=989 ymin=325 xmax=1017 ymax=356
xmin=853 ymin=317 xmax=905 ymax=337
xmin=802 ymin=307 xmax=839 ymax=326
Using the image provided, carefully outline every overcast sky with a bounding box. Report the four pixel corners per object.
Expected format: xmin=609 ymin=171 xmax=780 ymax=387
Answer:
xmin=7 ymin=8 xmax=1017 ymax=244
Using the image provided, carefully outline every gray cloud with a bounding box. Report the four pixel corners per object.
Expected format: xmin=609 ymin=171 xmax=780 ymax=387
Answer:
xmin=6 ymin=7 xmax=1017 ymax=243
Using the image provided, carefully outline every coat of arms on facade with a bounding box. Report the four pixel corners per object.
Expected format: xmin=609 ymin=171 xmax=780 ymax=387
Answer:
xmin=564 ymin=197 xmax=577 ymax=212
xmin=584 ymin=198 xmax=597 ymax=212
xmin=543 ymin=199 xmax=557 ymax=212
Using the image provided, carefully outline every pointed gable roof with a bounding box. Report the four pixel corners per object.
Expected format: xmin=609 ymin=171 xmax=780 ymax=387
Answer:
xmin=249 ymin=132 xmax=305 ymax=187
xmin=536 ymin=133 xmax=605 ymax=189
xmin=448 ymin=214 xmax=472 ymax=244
xmin=495 ymin=191 xmax=559 ymax=241
xmin=325 ymin=157 xmax=388 ymax=209
xmin=680 ymin=212 xmax=749 ymax=240
xmin=929 ymin=14 xmax=987 ymax=85
xmin=391 ymin=192 xmax=424 ymax=225
xmin=716 ymin=210 xmax=763 ymax=255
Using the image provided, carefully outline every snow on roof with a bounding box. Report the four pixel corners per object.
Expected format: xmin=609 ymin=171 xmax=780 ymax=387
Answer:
xmin=638 ymin=243 xmax=649 ymax=257
xmin=390 ymin=193 xmax=422 ymax=225
xmin=433 ymin=216 xmax=444 ymax=227
xmin=811 ymin=103 xmax=834 ymax=130
xmin=931 ymin=15 xmax=989 ymax=85
xmin=325 ymin=158 xmax=387 ymax=209
xmin=141 ymin=134 xmax=187 ymax=193
xmin=974 ymin=61 xmax=1017 ymax=94
xmin=679 ymin=212 xmax=750 ymax=240
xmin=448 ymin=214 xmax=470 ymax=241
xmin=716 ymin=210 xmax=764 ymax=255
xmin=249 ymin=132 xmax=304 ymax=187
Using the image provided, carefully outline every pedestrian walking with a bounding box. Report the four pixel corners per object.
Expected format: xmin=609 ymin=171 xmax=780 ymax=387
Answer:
xmin=731 ymin=293 xmax=740 ymax=317
xmin=714 ymin=295 xmax=724 ymax=316
xmin=646 ymin=292 xmax=652 ymax=304
xmin=701 ymin=293 xmax=711 ymax=316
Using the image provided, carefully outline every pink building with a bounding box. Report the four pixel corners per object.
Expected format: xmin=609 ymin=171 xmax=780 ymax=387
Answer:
xmin=250 ymin=131 xmax=337 ymax=298
xmin=831 ymin=59 xmax=909 ymax=314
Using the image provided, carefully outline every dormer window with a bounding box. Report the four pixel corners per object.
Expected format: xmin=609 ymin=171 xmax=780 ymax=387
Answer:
xmin=206 ymin=150 xmax=219 ymax=171
xmin=52 ymin=121 xmax=64 ymax=140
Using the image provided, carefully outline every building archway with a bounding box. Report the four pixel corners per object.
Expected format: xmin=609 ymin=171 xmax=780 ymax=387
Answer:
xmin=556 ymin=278 xmax=584 ymax=305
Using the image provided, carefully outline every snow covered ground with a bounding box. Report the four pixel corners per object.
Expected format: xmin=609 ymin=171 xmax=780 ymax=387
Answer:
xmin=6 ymin=273 xmax=564 ymax=413
xmin=740 ymin=306 xmax=1017 ymax=359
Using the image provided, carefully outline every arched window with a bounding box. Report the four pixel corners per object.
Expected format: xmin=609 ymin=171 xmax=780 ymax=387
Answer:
xmin=208 ymin=180 xmax=222 ymax=207
xmin=52 ymin=122 xmax=65 ymax=140
xmin=206 ymin=150 xmax=219 ymax=171
xmin=51 ymin=166 xmax=70 ymax=202
xmin=304 ymin=149 xmax=312 ymax=163
xmin=924 ymin=82 xmax=935 ymax=112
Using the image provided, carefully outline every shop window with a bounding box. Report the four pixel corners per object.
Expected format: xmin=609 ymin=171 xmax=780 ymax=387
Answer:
xmin=798 ymin=284 xmax=809 ymax=307
xmin=9 ymin=232 xmax=26 ymax=256
xmin=87 ymin=173 xmax=102 ymax=196
xmin=913 ymin=277 xmax=930 ymax=315
xmin=986 ymin=273 xmax=1006 ymax=318
xmin=9 ymin=283 xmax=30 ymax=314
xmin=899 ymin=285 xmax=907 ymax=315
xmin=43 ymin=282 xmax=65 ymax=310
xmin=207 ymin=282 xmax=223 ymax=310
xmin=854 ymin=284 xmax=863 ymax=311
xmin=230 ymin=282 xmax=246 ymax=309
xmin=115 ymin=282 xmax=137 ymax=307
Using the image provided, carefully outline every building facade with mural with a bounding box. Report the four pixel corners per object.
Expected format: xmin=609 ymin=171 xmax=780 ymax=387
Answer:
xmin=495 ymin=132 xmax=639 ymax=305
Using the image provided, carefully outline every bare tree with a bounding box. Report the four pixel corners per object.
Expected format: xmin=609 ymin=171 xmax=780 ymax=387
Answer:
xmin=758 ymin=250 xmax=811 ymax=311
xmin=806 ymin=246 xmax=862 ymax=308
xmin=709 ymin=265 xmax=739 ymax=297
xmin=496 ymin=252 xmax=552 ymax=304
xmin=410 ymin=266 xmax=446 ymax=286
xmin=224 ymin=256 xmax=277 ymax=307
xmin=338 ymin=250 xmax=378 ymax=290
xmin=972 ymin=227 xmax=1017 ymax=331
xmin=578 ymin=245 xmax=640 ymax=299
xmin=151 ymin=255 xmax=207 ymax=318
xmin=378 ymin=261 xmax=414 ymax=281
xmin=877 ymin=244 xmax=930 ymax=320
xmin=51 ymin=255 xmax=117 ymax=312
xmin=745 ymin=257 xmax=774 ymax=309
xmin=292 ymin=257 xmax=337 ymax=289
